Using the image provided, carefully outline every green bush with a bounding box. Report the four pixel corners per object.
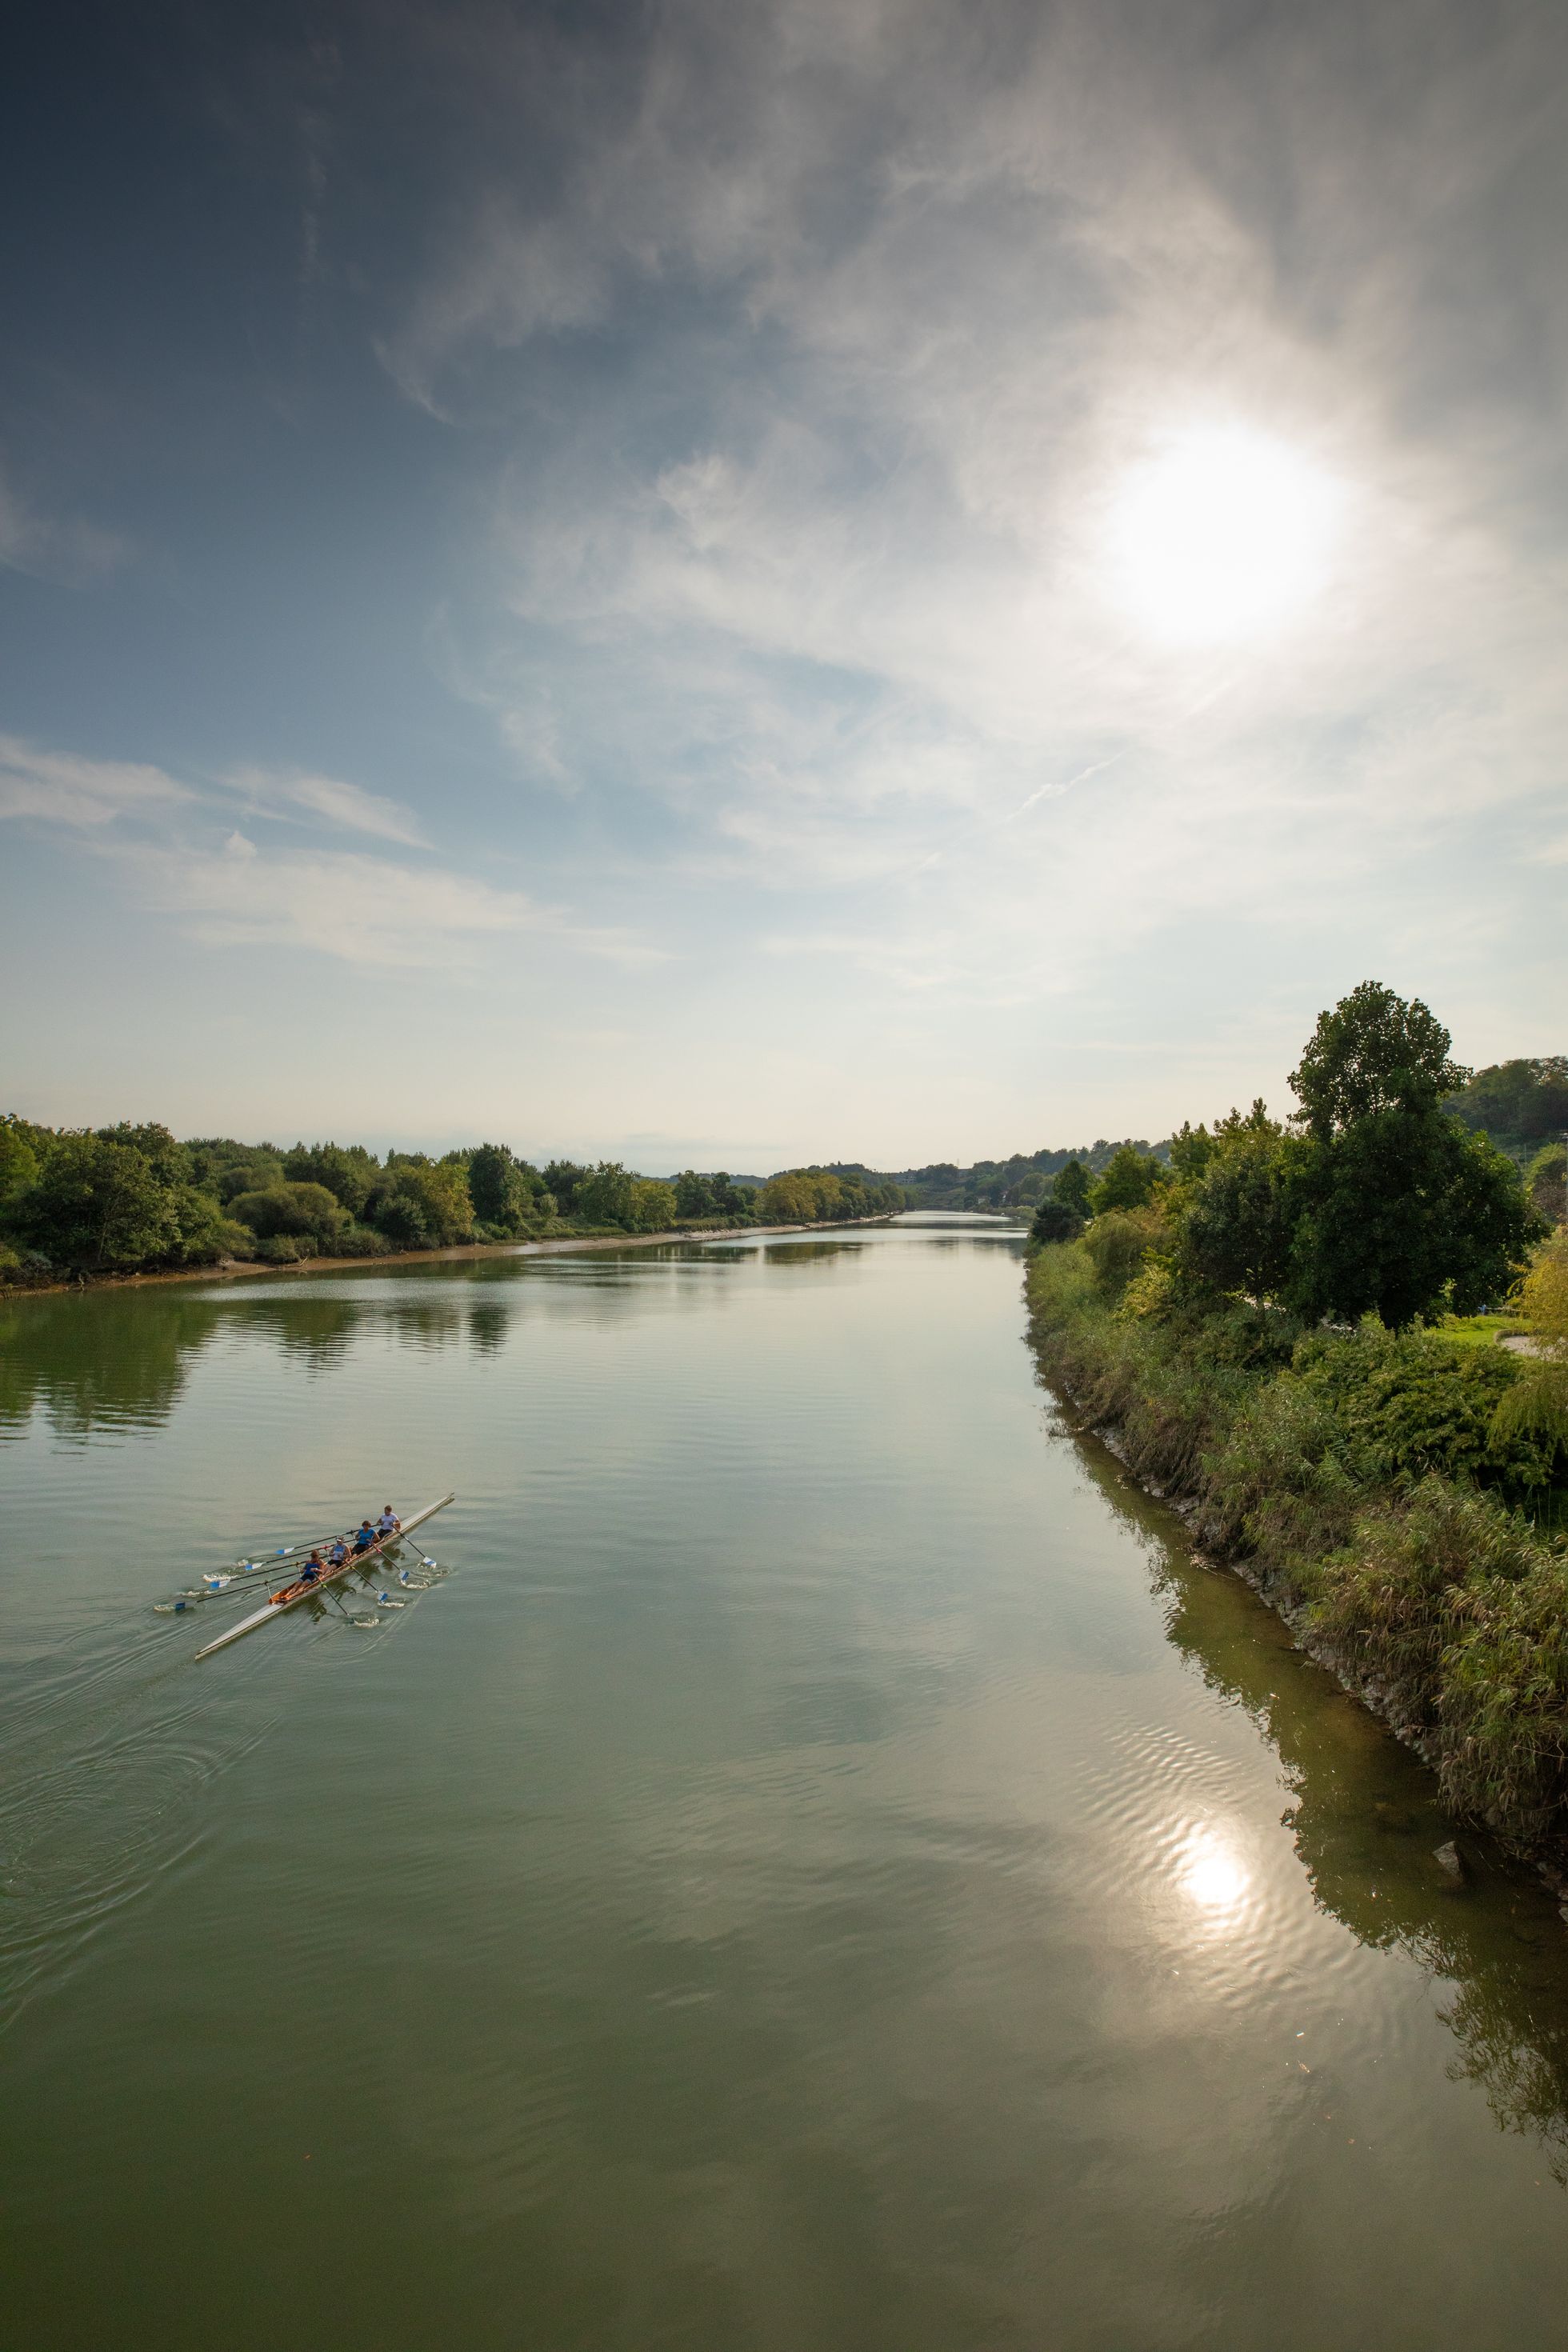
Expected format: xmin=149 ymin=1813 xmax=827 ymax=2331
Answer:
xmin=1293 ymin=1322 xmax=1554 ymax=1494
xmin=228 ymin=1182 xmax=346 ymax=1244
xmin=332 ymin=1225 xmax=392 ymax=1258
xmin=254 ymin=1234 xmax=306 ymax=1264
xmin=1082 ymin=1206 xmax=1165 ymax=1300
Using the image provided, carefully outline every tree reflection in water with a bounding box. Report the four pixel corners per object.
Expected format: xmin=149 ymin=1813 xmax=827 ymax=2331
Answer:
xmin=1063 ymin=1416 xmax=1568 ymax=2183
xmin=0 ymin=1292 xmax=226 ymax=1441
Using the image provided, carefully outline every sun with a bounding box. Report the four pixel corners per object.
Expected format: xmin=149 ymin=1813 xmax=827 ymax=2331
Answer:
xmin=1106 ymin=423 xmax=1344 ymax=646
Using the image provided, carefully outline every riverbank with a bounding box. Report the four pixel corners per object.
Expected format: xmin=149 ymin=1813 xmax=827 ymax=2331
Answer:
xmin=0 ymin=1217 xmax=897 ymax=1301
xmin=1024 ymin=1238 xmax=1568 ymax=1894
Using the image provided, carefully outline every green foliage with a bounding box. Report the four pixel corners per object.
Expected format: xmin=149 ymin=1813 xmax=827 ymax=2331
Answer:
xmin=228 ymin=1182 xmax=348 ymax=1244
xmin=366 ymin=1160 xmax=474 ymax=1248
xmin=1030 ymin=1197 xmax=1084 ymax=1246
xmin=1491 ymin=1242 xmax=1568 ymax=1455
xmin=1288 ymin=1113 xmax=1538 ymax=1327
xmin=466 ymin=1142 xmax=548 ymax=1234
xmin=1052 ymin=1158 xmax=1094 ymax=1218
xmin=14 ymin=1134 xmax=195 ymax=1272
xmin=1089 ymin=1144 xmax=1163 ymax=1214
xmin=1450 ymin=1058 xmax=1568 ymax=1154
xmin=1082 ymin=1206 xmax=1166 ymax=1299
xmin=253 ymin=1234 xmax=306 ymax=1265
xmin=1172 ymin=1127 xmax=1298 ymax=1302
xmin=0 ymin=1114 xmax=43 ymax=1202
xmin=574 ymin=1162 xmax=636 ymax=1228
xmin=282 ymin=1141 xmax=378 ymax=1216
xmin=629 ymin=1178 xmax=678 ymax=1232
xmin=1525 ymin=1142 xmax=1566 ymax=1229
xmin=186 ymin=1138 xmax=286 ymax=1201
xmin=543 ymin=1161 xmax=589 ymax=1215
xmin=94 ymin=1122 xmax=193 ymax=1186
xmin=330 ymin=1225 xmax=393 ymax=1258
xmin=1289 ymin=979 xmax=1470 ymax=1136
xmin=673 ymin=1170 xmax=754 ymax=1223
xmin=1294 ymin=1322 xmax=1556 ymax=1494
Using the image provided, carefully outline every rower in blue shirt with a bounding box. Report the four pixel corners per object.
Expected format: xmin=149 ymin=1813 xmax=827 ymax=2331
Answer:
xmin=299 ymin=1550 xmax=325 ymax=1585
xmin=328 ymin=1536 xmax=349 ymax=1568
xmin=353 ymin=1520 xmax=375 ymax=1554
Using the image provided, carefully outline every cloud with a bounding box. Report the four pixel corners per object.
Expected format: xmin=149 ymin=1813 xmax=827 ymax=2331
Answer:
xmin=0 ymin=737 xmax=192 ymax=826
xmin=114 ymin=833 xmax=658 ymax=970
xmin=222 ymin=764 xmax=431 ymax=846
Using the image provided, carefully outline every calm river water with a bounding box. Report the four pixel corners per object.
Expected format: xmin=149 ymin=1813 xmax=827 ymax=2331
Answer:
xmin=5 ymin=1220 xmax=1568 ymax=2349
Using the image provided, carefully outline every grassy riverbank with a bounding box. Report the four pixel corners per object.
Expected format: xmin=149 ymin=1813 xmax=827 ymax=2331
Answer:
xmin=1026 ymin=1239 xmax=1568 ymax=1867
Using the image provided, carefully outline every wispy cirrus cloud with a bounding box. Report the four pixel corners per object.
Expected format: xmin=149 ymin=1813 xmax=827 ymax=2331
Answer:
xmin=0 ymin=734 xmax=656 ymax=972
xmin=114 ymin=832 xmax=655 ymax=969
xmin=0 ymin=736 xmax=192 ymax=826
xmin=222 ymin=764 xmax=430 ymax=847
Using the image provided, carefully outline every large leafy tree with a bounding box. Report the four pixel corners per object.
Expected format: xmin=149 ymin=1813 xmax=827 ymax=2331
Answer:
xmin=1286 ymin=984 xmax=1538 ymax=1325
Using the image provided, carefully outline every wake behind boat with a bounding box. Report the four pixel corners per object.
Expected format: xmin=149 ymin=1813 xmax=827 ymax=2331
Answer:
xmin=194 ymin=1493 xmax=456 ymax=1659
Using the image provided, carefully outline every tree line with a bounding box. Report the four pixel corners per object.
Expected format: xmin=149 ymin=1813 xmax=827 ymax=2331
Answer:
xmin=0 ymin=1122 xmax=907 ymax=1285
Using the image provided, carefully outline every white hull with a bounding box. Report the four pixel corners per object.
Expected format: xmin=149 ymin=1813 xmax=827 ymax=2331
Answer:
xmin=194 ymin=1494 xmax=455 ymax=1658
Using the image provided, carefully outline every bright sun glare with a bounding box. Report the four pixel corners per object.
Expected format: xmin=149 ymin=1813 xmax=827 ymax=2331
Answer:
xmin=1179 ymin=1832 xmax=1250 ymax=1917
xmin=1106 ymin=425 xmax=1343 ymax=646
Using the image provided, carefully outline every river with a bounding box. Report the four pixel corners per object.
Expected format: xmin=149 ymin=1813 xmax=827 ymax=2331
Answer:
xmin=4 ymin=1218 xmax=1568 ymax=2349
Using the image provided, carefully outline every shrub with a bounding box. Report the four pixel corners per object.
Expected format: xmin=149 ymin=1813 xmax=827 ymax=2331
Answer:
xmin=1082 ymin=1206 xmax=1166 ymax=1300
xmin=228 ymin=1182 xmax=347 ymax=1244
xmin=1294 ymin=1322 xmax=1554 ymax=1494
xmin=332 ymin=1225 xmax=392 ymax=1258
xmin=1030 ymin=1198 xmax=1084 ymax=1246
xmin=254 ymin=1234 xmax=305 ymax=1264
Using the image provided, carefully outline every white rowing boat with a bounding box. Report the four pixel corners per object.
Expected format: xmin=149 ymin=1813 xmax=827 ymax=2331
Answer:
xmin=194 ymin=1493 xmax=456 ymax=1659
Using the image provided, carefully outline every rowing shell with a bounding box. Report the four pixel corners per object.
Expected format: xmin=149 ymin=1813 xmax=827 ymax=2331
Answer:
xmin=194 ymin=1494 xmax=456 ymax=1658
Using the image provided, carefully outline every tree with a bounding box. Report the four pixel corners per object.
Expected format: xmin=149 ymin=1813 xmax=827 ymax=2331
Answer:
xmin=0 ymin=1113 xmax=42 ymax=1203
xmin=1030 ymin=1197 xmax=1084 ymax=1246
xmin=467 ymin=1143 xmax=534 ymax=1232
xmin=1278 ymin=986 xmax=1538 ymax=1326
xmin=574 ymin=1162 xmax=635 ymax=1227
xmin=1052 ymin=1158 xmax=1094 ymax=1218
xmin=1173 ymin=1128 xmax=1298 ymax=1302
xmin=18 ymin=1134 xmax=183 ymax=1270
xmin=1289 ymin=981 xmax=1470 ymax=1137
xmin=228 ymin=1182 xmax=348 ymax=1245
xmin=1090 ymin=1145 xmax=1162 ymax=1215
xmin=760 ymin=1172 xmax=820 ymax=1222
xmin=543 ymin=1160 xmax=588 ymax=1216
xmin=367 ymin=1161 xmax=474 ymax=1248
xmin=1524 ymin=1142 xmax=1566 ymax=1229
xmin=283 ymin=1141 xmax=378 ymax=1217
xmin=1450 ymin=1058 xmax=1568 ymax=1150
xmin=629 ymin=1178 xmax=678 ymax=1231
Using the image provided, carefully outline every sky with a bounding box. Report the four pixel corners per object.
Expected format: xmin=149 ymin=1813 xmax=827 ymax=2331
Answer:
xmin=2 ymin=0 xmax=1565 ymax=1172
